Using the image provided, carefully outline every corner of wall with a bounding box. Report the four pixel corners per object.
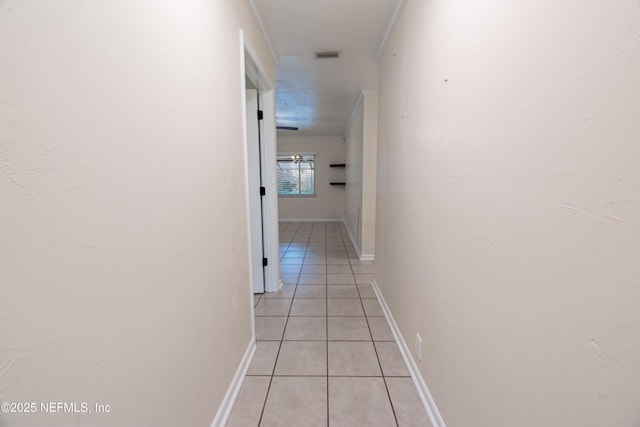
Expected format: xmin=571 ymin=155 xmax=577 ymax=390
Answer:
xmin=371 ymin=279 xmax=446 ymax=427
xmin=342 ymin=218 xmax=357 ymax=251
xmin=209 ymin=339 xmax=257 ymax=427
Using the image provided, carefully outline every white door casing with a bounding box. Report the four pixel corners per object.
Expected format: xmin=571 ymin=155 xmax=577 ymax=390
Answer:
xmin=244 ymin=88 xmax=264 ymax=293
xmin=241 ymin=29 xmax=281 ymax=295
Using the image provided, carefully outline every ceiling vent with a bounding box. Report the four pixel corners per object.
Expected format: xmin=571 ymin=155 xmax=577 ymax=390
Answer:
xmin=315 ymin=50 xmax=340 ymax=59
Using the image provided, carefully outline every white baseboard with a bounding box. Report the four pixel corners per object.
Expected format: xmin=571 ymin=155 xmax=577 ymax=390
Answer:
xmin=342 ymin=220 xmax=363 ymax=258
xmin=210 ymin=340 xmax=257 ymax=427
xmin=265 ymin=277 xmax=283 ymax=293
xmin=279 ymin=218 xmax=342 ymax=222
xmin=371 ymin=279 xmax=446 ymax=427
xmin=341 ymin=220 xmax=375 ymax=262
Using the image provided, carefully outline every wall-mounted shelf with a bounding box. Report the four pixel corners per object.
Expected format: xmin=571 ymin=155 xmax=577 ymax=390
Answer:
xmin=330 ymin=162 xmax=345 ymax=187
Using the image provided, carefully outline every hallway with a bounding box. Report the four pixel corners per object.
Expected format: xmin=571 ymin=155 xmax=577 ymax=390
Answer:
xmin=2 ymin=2 xmax=640 ymax=426
xmin=226 ymin=222 xmax=430 ymax=426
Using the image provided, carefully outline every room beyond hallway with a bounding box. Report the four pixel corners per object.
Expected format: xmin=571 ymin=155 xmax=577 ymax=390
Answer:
xmin=225 ymin=222 xmax=430 ymax=426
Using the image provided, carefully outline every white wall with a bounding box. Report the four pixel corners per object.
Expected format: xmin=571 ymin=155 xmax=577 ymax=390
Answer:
xmin=376 ymin=0 xmax=640 ymax=426
xmin=361 ymin=93 xmax=378 ymax=258
xmin=278 ymin=137 xmax=346 ymax=221
xmin=345 ymin=99 xmax=365 ymax=248
xmin=344 ymin=92 xmax=378 ymax=259
xmin=0 ymin=1 xmax=274 ymax=426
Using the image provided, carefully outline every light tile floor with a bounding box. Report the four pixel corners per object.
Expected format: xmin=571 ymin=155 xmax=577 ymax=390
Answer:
xmin=226 ymin=222 xmax=431 ymax=427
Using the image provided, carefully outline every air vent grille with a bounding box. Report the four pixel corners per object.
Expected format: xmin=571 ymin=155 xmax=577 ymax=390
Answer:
xmin=315 ymin=50 xmax=340 ymax=59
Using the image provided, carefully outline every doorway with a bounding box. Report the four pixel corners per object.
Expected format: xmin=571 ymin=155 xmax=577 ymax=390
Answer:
xmin=241 ymin=31 xmax=281 ymax=295
xmin=245 ymin=80 xmax=266 ymax=293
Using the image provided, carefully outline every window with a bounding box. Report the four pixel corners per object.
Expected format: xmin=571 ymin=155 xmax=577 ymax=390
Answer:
xmin=277 ymin=153 xmax=316 ymax=196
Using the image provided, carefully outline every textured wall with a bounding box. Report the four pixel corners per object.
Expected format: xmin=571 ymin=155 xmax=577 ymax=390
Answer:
xmin=376 ymin=0 xmax=640 ymax=425
xmin=0 ymin=1 xmax=274 ymax=426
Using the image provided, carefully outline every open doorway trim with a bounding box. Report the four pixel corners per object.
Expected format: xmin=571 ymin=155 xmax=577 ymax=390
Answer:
xmin=210 ymin=30 xmax=281 ymax=427
xmin=240 ymin=30 xmax=281 ymax=296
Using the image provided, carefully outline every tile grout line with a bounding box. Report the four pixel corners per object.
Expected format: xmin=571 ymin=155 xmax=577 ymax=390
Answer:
xmin=345 ymin=223 xmax=399 ymax=427
xmin=325 ymin=222 xmax=330 ymax=427
xmin=257 ymin=222 xmax=304 ymax=427
xmin=263 ymin=222 xmax=397 ymax=426
xmin=252 ymin=224 xmax=292 ymax=427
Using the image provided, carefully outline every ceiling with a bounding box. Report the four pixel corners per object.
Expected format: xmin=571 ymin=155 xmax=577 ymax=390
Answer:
xmin=251 ymin=0 xmax=402 ymax=137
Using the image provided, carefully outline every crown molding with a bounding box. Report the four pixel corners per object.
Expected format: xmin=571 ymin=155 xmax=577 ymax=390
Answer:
xmin=344 ymin=91 xmax=365 ymax=137
xmin=245 ymin=0 xmax=279 ymax=65
xmin=374 ymin=0 xmax=407 ymax=62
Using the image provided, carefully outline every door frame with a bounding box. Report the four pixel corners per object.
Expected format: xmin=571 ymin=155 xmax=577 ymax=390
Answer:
xmin=244 ymin=88 xmax=264 ymax=293
xmin=240 ymin=30 xmax=281 ymax=295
